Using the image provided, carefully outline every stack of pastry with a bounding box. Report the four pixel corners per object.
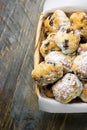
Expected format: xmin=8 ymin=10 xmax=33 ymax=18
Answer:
xmin=32 ymin=10 xmax=87 ymax=104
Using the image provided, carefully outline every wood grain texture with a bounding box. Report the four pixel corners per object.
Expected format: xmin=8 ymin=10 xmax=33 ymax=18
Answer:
xmin=1 ymin=0 xmax=87 ymax=130
xmin=0 ymin=0 xmax=44 ymax=129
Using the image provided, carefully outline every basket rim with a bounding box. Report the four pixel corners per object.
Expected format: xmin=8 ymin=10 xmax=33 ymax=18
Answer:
xmin=34 ymin=8 xmax=87 ymax=113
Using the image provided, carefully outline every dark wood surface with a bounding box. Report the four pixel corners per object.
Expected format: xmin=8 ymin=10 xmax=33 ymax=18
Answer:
xmin=0 ymin=0 xmax=87 ymax=130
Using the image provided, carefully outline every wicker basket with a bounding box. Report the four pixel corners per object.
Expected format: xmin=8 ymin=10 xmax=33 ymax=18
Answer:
xmin=34 ymin=8 xmax=87 ymax=113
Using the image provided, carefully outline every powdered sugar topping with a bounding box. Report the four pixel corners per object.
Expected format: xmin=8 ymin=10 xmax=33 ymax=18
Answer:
xmin=52 ymin=73 xmax=83 ymax=102
xmin=73 ymin=52 xmax=87 ymax=75
xmin=45 ymin=51 xmax=72 ymax=72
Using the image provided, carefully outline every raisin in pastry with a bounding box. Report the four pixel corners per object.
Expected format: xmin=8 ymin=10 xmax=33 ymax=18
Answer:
xmin=32 ymin=62 xmax=63 ymax=86
xmin=44 ymin=10 xmax=70 ymax=35
xmin=45 ymin=51 xmax=72 ymax=73
xmin=40 ymin=33 xmax=60 ymax=57
xmin=52 ymin=73 xmax=83 ymax=103
xmin=72 ymin=52 xmax=87 ymax=80
xmin=55 ymin=26 xmax=80 ymax=54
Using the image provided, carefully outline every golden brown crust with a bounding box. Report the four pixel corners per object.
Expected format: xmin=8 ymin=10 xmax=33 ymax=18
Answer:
xmin=70 ymin=12 xmax=87 ymax=38
xmin=72 ymin=52 xmax=87 ymax=80
xmin=40 ymin=33 xmax=60 ymax=57
xmin=32 ymin=62 xmax=63 ymax=86
xmin=44 ymin=10 xmax=70 ymax=35
xmin=55 ymin=26 xmax=80 ymax=54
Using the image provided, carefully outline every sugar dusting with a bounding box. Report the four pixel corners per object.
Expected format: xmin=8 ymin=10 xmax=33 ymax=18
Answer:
xmin=52 ymin=73 xmax=83 ymax=102
xmin=55 ymin=10 xmax=70 ymax=26
xmin=73 ymin=52 xmax=87 ymax=74
xmin=45 ymin=51 xmax=72 ymax=72
xmin=55 ymin=26 xmax=80 ymax=54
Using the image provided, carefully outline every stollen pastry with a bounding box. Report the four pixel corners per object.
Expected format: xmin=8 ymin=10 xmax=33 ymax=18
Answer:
xmin=55 ymin=26 xmax=80 ymax=54
xmin=44 ymin=10 xmax=70 ymax=35
xmin=70 ymin=12 xmax=87 ymax=38
xmin=72 ymin=52 xmax=87 ymax=80
xmin=32 ymin=62 xmax=63 ymax=86
xmin=52 ymin=73 xmax=83 ymax=103
xmin=45 ymin=51 xmax=72 ymax=73
xmin=40 ymin=33 xmax=60 ymax=57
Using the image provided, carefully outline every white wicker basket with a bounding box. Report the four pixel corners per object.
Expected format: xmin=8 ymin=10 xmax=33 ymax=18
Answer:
xmin=34 ymin=0 xmax=87 ymax=113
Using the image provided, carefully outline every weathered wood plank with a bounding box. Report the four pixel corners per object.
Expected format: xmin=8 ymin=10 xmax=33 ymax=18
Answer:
xmin=11 ymin=0 xmax=46 ymax=129
xmin=0 ymin=0 xmax=45 ymax=129
xmin=11 ymin=1 xmax=87 ymax=130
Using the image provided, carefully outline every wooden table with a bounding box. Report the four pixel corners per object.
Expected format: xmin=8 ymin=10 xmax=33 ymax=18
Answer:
xmin=0 ymin=0 xmax=87 ymax=130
